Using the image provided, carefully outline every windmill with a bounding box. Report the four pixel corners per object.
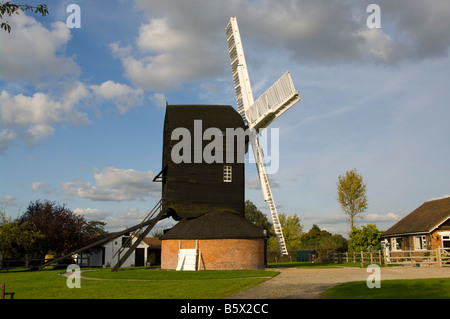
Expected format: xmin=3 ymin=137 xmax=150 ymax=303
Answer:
xmin=225 ymin=17 xmax=301 ymax=255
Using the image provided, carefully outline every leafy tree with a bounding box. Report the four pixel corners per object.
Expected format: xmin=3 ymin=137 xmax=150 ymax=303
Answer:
xmin=349 ymin=224 xmax=382 ymax=252
xmin=337 ymin=168 xmax=368 ymax=230
xmin=0 ymin=1 xmax=49 ymax=33
xmin=300 ymin=225 xmax=348 ymax=261
xmin=84 ymin=220 xmax=107 ymax=236
xmin=244 ymin=200 xmax=272 ymax=235
xmin=18 ymin=200 xmax=88 ymax=258
xmin=0 ymin=214 xmax=44 ymax=266
xmin=268 ymin=213 xmax=303 ymax=251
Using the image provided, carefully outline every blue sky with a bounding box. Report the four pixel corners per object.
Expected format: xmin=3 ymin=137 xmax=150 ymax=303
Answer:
xmin=1 ymin=0 xmax=449 ymax=236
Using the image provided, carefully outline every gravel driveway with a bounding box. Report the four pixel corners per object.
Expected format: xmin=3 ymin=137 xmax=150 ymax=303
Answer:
xmin=227 ymin=266 xmax=450 ymax=299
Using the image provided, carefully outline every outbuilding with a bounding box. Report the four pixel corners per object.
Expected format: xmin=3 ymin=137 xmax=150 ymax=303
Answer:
xmin=382 ymin=196 xmax=450 ymax=252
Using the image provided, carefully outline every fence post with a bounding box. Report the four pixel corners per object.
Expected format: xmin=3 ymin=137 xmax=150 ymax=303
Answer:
xmin=370 ymin=252 xmax=373 ymax=264
xmin=379 ymin=250 xmax=382 ymax=265
xmin=437 ymin=248 xmax=442 ymax=267
xmin=345 ymin=252 xmax=348 ymax=263
xmin=360 ymin=251 xmax=364 ymax=267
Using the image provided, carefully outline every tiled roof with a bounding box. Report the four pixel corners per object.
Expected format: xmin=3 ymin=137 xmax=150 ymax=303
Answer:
xmin=383 ymin=197 xmax=450 ymax=236
xmin=160 ymin=211 xmax=266 ymax=240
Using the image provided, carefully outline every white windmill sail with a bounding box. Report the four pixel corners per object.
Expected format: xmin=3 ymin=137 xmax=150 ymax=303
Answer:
xmin=226 ymin=17 xmax=300 ymax=256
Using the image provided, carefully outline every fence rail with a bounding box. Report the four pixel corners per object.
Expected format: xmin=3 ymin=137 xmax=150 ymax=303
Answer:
xmin=328 ymin=251 xmax=384 ymax=265
xmin=385 ymin=248 xmax=450 ymax=267
xmin=328 ymin=248 xmax=450 ymax=267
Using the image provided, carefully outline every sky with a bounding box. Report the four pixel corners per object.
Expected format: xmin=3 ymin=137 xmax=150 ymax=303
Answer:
xmin=1 ymin=0 xmax=449 ymax=237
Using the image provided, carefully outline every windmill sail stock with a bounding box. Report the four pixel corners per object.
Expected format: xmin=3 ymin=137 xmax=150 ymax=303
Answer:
xmin=226 ymin=17 xmax=301 ymax=256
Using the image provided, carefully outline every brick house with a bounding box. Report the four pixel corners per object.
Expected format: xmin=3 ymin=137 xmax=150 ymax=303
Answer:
xmin=381 ymin=197 xmax=450 ymax=253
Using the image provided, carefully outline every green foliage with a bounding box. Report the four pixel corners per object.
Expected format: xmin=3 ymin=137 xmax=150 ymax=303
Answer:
xmin=18 ymin=200 xmax=88 ymax=258
xmin=244 ymin=200 xmax=272 ymax=233
xmin=0 ymin=217 xmax=44 ymax=263
xmin=245 ymin=200 xmax=304 ymax=251
xmin=300 ymin=225 xmax=348 ymax=261
xmin=0 ymin=1 xmax=49 ymax=33
xmin=348 ymin=224 xmax=382 ymax=252
xmin=337 ymin=168 xmax=368 ymax=229
xmin=268 ymin=213 xmax=303 ymax=251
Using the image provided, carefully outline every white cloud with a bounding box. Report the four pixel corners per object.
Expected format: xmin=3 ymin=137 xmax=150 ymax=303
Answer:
xmin=62 ymin=167 xmax=161 ymax=201
xmin=25 ymin=124 xmax=55 ymax=148
xmin=0 ymin=129 xmax=17 ymax=153
xmin=0 ymin=13 xmax=79 ymax=82
xmin=0 ymin=78 xmax=143 ymax=152
xmin=0 ymin=195 xmax=16 ymax=206
xmin=73 ymin=208 xmax=109 ymax=220
xmin=365 ymin=213 xmax=399 ymax=222
xmin=150 ymin=93 xmax=167 ymax=108
xmin=90 ymin=80 xmax=144 ymax=113
xmin=427 ymin=195 xmax=450 ymax=202
xmin=0 ymin=83 xmax=90 ymax=151
xmin=111 ymin=13 xmax=224 ymax=91
xmin=32 ymin=181 xmax=48 ymax=192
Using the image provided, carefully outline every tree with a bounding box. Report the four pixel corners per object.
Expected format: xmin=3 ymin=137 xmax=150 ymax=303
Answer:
xmin=244 ymin=200 xmax=272 ymax=234
xmin=0 ymin=1 xmax=49 ymax=33
xmin=337 ymin=168 xmax=368 ymax=230
xmin=268 ymin=213 xmax=303 ymax=251
xmin=300 ymin=225 xmax=348 ymax=261
xmin=0 ymin=214 xmax=44 ymax=266
xmin=349 ymin=224 xmax=382 ymax=252
xmin=84 ymin=220 xmax=107 ymax=236
xmin=18 ymin=200 xmax=88 ymax=258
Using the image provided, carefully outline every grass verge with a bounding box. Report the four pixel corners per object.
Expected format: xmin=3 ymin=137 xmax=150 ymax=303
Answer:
xmin=321 ymin=277 xmax=450 ymax=299
xmin=0 ymin=267 xmax=279 ymax=299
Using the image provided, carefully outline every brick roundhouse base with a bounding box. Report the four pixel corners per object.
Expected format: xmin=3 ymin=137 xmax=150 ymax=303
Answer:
xmin=161 ymin=238 xmax=266 ymax=270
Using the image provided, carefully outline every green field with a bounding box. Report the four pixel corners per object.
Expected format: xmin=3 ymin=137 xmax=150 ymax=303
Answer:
xmin=321 ymin=277 xmax=450 ymax=299
xmin=2 ymin=264 xmax=449 ymax=299
xmin=0 ymin=267 xmax=278 ymax=299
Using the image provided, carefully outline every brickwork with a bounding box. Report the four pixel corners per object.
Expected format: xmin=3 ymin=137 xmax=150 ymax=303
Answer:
xmin=161 ymin=238 xmax=266 ymax=270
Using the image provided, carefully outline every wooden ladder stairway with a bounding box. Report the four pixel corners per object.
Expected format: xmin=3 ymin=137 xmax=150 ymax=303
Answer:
xmin=111 ymin=199 xmax=164 ymax=271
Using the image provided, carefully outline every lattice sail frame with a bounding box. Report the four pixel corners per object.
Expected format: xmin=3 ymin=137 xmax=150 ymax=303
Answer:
xmin=226 ymin=17 xmax=301 ymax=255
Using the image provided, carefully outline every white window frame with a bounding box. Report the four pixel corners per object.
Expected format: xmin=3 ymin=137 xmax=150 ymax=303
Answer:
xmin=414 ymin=235 xmax=427 ymax=250
xmin=440 ymin=232 xmax=450 ymax=249
xmin=223 ymin=165 xmax=232 ymax=182
xmin=391 ymin=237 xmax=402 ymax=251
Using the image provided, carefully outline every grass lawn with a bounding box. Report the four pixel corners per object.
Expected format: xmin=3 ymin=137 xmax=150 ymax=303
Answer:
xmin=0 ymin=267 xmax=279 ymax=299
xmin=321 ymin=277 xmax=450 ymax=299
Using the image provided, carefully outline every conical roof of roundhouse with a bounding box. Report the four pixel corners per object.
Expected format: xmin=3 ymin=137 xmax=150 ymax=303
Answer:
xmin=160 ymin=211 xmax=266 ymax=240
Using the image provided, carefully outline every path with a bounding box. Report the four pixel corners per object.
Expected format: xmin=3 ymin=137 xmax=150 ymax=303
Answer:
xmin=227 ymin=266 xmax=450 ymax=299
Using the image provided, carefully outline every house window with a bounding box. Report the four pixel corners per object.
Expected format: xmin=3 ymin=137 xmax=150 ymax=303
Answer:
xmin=414 ymin=235 xmax=427 ymax=250
xmin=442 ymin=235 xmax=450 ymax=248
xmin=122 ymin=236 xmax=131 ymax=248
xmin=391 ymin=237 xmax=402 ymax=251
xmin=223 ymin=165 xmax=232 ymax=182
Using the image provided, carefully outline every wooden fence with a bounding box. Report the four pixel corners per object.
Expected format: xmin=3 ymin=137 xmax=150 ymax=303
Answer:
xmin=328 ymin=251 xmax=384 ymax=265
xmin=329 ymin=248 xmax=450 ymax=267
xmin=384 ymin=248 xmax=450 ymax=267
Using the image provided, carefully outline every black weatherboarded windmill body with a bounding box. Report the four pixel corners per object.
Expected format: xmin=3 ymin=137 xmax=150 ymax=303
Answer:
xmin=158 ymin=104 xmax=248 ymax=220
